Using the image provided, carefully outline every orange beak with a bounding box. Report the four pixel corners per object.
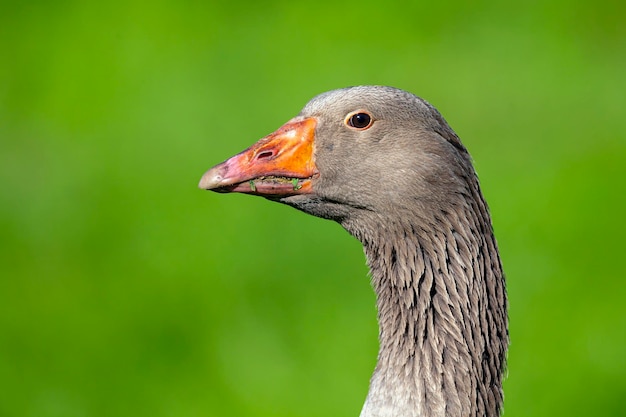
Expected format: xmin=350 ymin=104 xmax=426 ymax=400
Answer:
xmin=198 ymin=117 xmax=318 ymax=196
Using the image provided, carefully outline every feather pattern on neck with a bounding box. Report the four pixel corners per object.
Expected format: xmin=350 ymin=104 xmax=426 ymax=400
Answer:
xmin=347 ymin=179 xmax=507 ymax=417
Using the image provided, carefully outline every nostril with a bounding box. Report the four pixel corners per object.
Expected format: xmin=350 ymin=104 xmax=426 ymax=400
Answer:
xmin=256 ymin=150 xmax=274 ymax=160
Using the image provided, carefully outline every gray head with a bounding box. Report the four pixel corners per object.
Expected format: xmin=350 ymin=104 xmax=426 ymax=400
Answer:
xmin=199 ymin=86 xmax=476 ymax=230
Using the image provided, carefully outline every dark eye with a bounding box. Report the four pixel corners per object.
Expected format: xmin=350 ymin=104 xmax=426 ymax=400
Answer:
xmin=346 ymin=111 xmax=373 ymax=130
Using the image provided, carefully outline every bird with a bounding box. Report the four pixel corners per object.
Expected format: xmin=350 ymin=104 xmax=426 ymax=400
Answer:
xmin=199 ymin=86 xmax=508 ymax=417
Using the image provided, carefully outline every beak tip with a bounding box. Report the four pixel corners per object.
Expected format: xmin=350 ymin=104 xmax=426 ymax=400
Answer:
xmin=198 ymin=166 xmax=224 ymax=190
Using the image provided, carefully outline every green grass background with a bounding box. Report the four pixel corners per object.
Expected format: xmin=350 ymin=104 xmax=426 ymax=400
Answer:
xmin=1 ymin=1 xmax=624 ymax=416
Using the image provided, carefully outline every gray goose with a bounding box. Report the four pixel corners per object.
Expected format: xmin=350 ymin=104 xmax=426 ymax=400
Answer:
xmin=199 ymin=86 xmax=508 ymax=417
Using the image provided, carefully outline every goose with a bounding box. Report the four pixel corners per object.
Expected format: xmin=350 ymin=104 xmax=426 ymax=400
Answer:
xmin=198 ymin=86 xmax=508 ymax=417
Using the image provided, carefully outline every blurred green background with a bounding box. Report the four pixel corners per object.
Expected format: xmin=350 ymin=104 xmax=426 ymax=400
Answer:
xmin=1 ymin=1 xmax=624 ymax=416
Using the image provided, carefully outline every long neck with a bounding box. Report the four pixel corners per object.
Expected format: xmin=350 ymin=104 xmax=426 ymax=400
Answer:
xmin=348 ymin=190 xmax=508 ymax=417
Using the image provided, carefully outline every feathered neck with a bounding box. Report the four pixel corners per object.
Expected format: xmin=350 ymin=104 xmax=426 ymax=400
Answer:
xmin=344 ymin=188 xmax=508 ymax=417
